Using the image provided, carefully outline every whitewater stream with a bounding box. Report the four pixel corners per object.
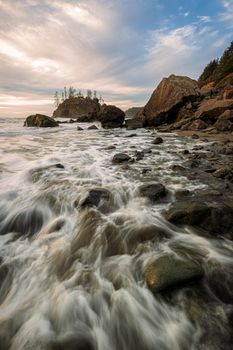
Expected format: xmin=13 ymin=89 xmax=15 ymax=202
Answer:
xmin=0 ymin=118 xmax=232 ymax=350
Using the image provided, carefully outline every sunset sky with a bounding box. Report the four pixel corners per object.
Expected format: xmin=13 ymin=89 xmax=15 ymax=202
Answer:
xmin=0 ymin=0 xmax=233 ymax=117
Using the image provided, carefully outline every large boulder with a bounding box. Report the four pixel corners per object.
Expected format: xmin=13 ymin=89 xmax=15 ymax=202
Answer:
xmin=53 ymin=97 xmax=100 ymax=120
xmin=138 ymin=75 xmax=201 ymax=126
xmin=125 ymin=118 xmax=144 ymax=130
xmin=24 ymin=114 xmax=59 ymax=127
xmin=138 ymin=183 xmax=167 ymax=202
xmin=143 ymin=252 xmax=203 ymax=293
xmin=98 ymin=105 xmax=125 ymax=128
xmin=165 ymin=198 xmax=233 ymax=237
xmin=125 ymin=107 xmax=143 ymax=118
xmin=195 ymin=99 xmax=233 ymax=122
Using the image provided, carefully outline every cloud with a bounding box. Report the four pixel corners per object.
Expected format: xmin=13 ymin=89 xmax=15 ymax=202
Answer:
xmin=0 ymin=0 xmax=232 ymax=117
xmin=197 ymin=16 xmax=211 ymax=23
xmin=219 ymin=0 xmax=233 ymax=24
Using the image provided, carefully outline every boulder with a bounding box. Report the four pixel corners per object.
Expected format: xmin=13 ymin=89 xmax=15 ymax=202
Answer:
xmin=24 ymin=114 xmax=59 ymax=127
xmin=195 ymin=99 xmax=233 ymax=122
xmin=138 ymin=183 xmax=167 ymax=202
xmin=125 ymin=118 xmax=144 ymax=130
xmin=152 ymin=137 xmax=163 ymax=144
xmin=143 ymin=252 xmax=203 ymax=293
xmin=165 ymin=198 xmax=233 ymax=237
xmin=219 ymin=110 xmax=233 ymax=121
xmin=112 ymin=153 xmax=131 ymax=163
xmin=87 ymin=125 xmax=98 ymax=130
xmin=138 ymin=75 xmax=201 ymax=126
xmin=79 ymin=188 xmax=112 ymax=212
xmin=213 ymin=167 xmax=233 ymax=181
xmin=53 ymin=96 xmax=100 ymax=120
xmin=189 ymin=119 xmax=208 ymax=130
xmin=99 ymin=105 xmax=125 ymax=128
xmin=214 ymin=119 xmax=233 ymax=132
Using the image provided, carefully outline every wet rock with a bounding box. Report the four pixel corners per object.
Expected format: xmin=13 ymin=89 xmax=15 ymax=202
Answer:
xmin=214 ymin=119 xmax=233 ymax=132
xmin=135 ymin=151 xmax=144 ymax=161
xmin=152 ymin=137 xmax=163 ymax=144
xmin=175 ymin=189 xmax=190 ymax=200
xmin=213 ymin=167 xmax=233 ymax=181
xmin=24 ymin=114 xmax=59 ymax=127
xmin=138 ymin=183 xmax=167 ymax=202
xmin=183 ymin=150 xmax=190 ymax=155
xmin=165 ymin=198 xmax=233 ymax=237
xmin=79 ymin=188 xmax=111 ymax=212
xmin=51 ymin=333 xmax=95 ymax=350
xmin=55 ymin=163 xmax=65 ymax=169
xmin=141 ymin=168 xmax=152 ymax=174
xmin=87 ymin=125 xmax=98 ymax=130
xmin=126 ymin=133 xmax=137 ymax=138
xmin=143 ymin=252 xmax=203 ymax=293
xmin=112 ymin=153 xmax=131 ymax=163
xmin=143 ymin=148 xmax=152 ymax=154
xmin=105 ymin=145 xmax=116 ymax=150
xmin=125 ymin=118 xmax=144 ymax=129
xmin=191 ymin=133 xmax=199 ymax=139
xmin=77 ymin=126 xmax=84 ymax=131
xmin=99 ymin=105 xmax=125 ymax=128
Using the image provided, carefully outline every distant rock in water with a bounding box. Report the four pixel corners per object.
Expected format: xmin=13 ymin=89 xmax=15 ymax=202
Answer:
xmin=24 ymin=114 xmax=59 ymax=127
xmin=53 ymin=96 xmax=100 ymax=121
xmin=138 ymin=75 xmax=201 ymax=126
xmin=99 ymin=104 xmax=125 ymax=128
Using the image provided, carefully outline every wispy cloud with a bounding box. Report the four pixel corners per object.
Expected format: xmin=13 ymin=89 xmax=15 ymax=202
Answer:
xmin=0 ymin=0 xmax=232 ymax=117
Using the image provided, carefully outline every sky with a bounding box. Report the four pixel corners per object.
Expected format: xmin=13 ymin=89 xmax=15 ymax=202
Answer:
xmin=0 ymin=0 xmax=232 ymax=117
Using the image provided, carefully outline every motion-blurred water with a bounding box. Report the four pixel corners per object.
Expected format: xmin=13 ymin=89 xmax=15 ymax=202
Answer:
xmin=0 ymin=118 xmax=232 ymax=350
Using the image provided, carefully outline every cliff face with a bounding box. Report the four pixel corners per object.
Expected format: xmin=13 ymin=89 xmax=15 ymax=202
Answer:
xmin=138 ymin=75 xmax=200 ymax=126
xmin=125 ymin=107 xmax=143 ymax=118
xmin=53 ymin=97 xmax=101 ymax=120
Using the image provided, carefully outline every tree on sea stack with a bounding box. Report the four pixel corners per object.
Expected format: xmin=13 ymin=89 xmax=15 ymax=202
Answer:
xmin=54 ymin=91 xmax=60 ymax=107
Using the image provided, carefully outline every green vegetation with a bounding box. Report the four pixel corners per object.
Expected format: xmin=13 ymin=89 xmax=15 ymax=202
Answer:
xmin=198 ymin=41 xmax=233 ymax=87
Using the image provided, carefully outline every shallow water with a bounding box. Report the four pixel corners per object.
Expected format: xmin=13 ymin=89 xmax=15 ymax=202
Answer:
xmin=0 ymin=118 xmax=232 ymax=350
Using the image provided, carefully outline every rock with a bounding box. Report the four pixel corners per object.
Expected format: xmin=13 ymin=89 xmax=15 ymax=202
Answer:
xmin=53 ymin=96 xmax=100 ymax=120
xmin=138 ymin=183 xmax=167 ymax=202
xmin=183 ymin=150 xmax=190 ymax=155
xmin=77 ymin=126 xmax=84 ymax=131
xmin=219 ymin=110 xmax=233 ymax=121
xmin=112 ymin=153 xmax=131 ymax=163
xmin=125 ymin=118 xmax=144 ymax=130
xmin=223 ymin=87 xmax=233 ymax=99
xmin=87 ymin=125 xmax=98 ymax=130
xmin=191 ymin=133 xmax=199 ymax=139
xmin=142 ymin=168 xmax=152 ymax=174
xmin=24 ymin=114 xmax=59 ymax=127
xmin=214 ymin=119 xmax=233 ymax=132
xmin=165 ymin=198 xmax=233 ymax=237
xmin=126 ymin=133 xmax=137 ymax=138
xmin=99 ymin=105 xmax=125 ymax=128
xmin=138 ymin=75 xmax=201 ymax=126
xmin=189 ymin=119 xmax=208 ymax=130
xmin=213 ymin=167 xmax=233 ymax=181
xmin=104 ymin=145 xmax=116 ymax=150
xmin=195 ymin=99 xmax=233 ymax=122
xmin=79 ymin=188 xmax=112 ymax=212
xmin=152 ymin=137 xmax=163 ymax=144
xmin=143 ymin=252 xmax=203 ymax=293
xmin=135 ymin=151 xmax=144 ymax=161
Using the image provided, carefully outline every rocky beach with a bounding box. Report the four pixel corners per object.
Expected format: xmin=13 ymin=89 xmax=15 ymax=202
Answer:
xmin=0 ymin=108 xmax=233 ymax=349
xmin=1 ymin=18 xmax=233 ymax=349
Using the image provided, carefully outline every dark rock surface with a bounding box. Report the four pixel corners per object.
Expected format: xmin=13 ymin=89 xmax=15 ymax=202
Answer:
xmin=99 ymin=105 xmax=125 ymax=128
xmin=24 ymin=114 xmax=59 ymax=127
xmin=112 ymin=153 xmax=131 ymax=163
xmin=138 ymin=183 xmax=167 ymax=202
